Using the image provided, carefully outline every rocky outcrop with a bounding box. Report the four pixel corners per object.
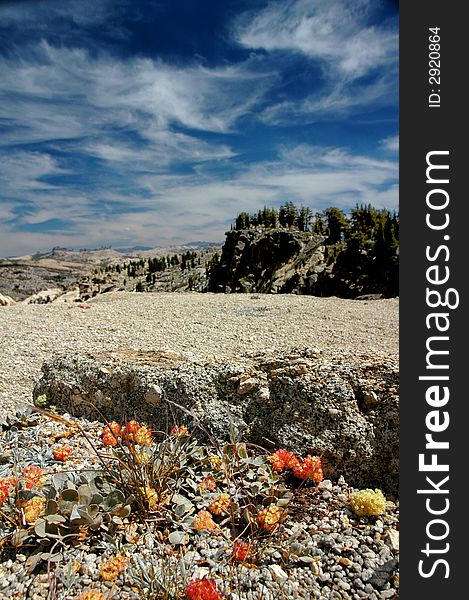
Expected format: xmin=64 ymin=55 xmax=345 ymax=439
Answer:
xmin=207 ymin=226 xmax=397 ymax=298
xmin=208 ymin=227 xmax=328 ymax=294
xmin=34 ymin=349 xmax=399 ymax=495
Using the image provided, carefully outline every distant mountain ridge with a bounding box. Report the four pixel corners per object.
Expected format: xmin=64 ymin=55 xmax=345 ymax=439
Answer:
xmin=114 ymin=245 xmax=153 ymax=254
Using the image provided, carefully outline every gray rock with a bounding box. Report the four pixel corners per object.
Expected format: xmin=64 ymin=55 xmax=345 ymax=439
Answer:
xmin=34 ymin=348 xmax=399 ymax=493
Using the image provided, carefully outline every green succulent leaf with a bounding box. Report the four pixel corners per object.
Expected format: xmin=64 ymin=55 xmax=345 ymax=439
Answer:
xmin=42 ymin=551 xmax=62 ymax=562
xmin=44 ymin=514 xmax=67 ymax=524
xmin=70 ymin=504 xmax=87 ymax=525
xmin=89 ymin=515 xmax=103 ymax=531
xmin=34 ymin=519 xmax=62 ymax=539
xmin=45 ymin=499 xmax=58 ymax=515
xmin=86 ymin=504 xmax=100 ymax=519
xmin=34 ymin=519 xmax=47 ymax=538
xmin=90 ymin=492 xmax=104 ymax=505
xmin=25 ymin=550 xmax=43 ymax=573
xmin=52 ymin=472 xmax=70 ymax=489
xmin=168 ymin=530 xmax=186 ymax=545
xmin=103 ymin=489 xmax=125 ymax=511
xmin=60 ymin=488 xmax=79 ymax=503
xmin=112 ymin=504 xmax=131 ymax=518
xmin=11 ymin=528 xmax=31 ymax=548
xmin=77 ymin=485 xmax=92 ymax=505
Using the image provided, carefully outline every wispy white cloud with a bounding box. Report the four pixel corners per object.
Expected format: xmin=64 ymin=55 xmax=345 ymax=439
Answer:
xmin=0 ymin=41 xmax=269 ymax=146
xmin=261 ymin=75 xmax=394 ymax=125
xmin=0 ymin=151 xmax=67 ymax=193
xmin=236 ymin=0 xmax=397 ymax=79
xmin=380 ymin=135 xmax=399 ymax=152
xmin=235 ymin=0 xmax=398 ymax=123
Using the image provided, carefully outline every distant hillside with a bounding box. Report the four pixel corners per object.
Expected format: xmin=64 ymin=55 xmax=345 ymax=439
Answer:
xmin=207 ymin=203 xmax=399 ymax=299
xmin=0 ymin=243 xmax=221 ymax=302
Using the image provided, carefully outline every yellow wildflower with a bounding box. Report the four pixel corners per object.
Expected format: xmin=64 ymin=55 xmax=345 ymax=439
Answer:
xmin=135 ymin=425 xmax=153 ymax=446
xmin=349 ymin=489 xmax=386 ymax=517
xmin=140 ymin=486 xmax=159 ymax=511
xmin=209 ymin=456 xmax=222 ymax=471
xmin=21 ymin=496 xmax=46 ymax=524
xmin=257 ymin=505 xmax=283 ymax=532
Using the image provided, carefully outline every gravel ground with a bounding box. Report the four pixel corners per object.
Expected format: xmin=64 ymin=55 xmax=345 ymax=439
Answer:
xmin=0 ymin=413 xmax=400 ymax=600
xmin=0 ymin=292 xmax=399 ymax=599
xmin=0 ymin=292 xmax=398 ymax=413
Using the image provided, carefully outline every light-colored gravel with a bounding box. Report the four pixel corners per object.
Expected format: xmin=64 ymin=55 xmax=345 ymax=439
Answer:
xmin=0 ymin=292 xmax=398 ymax=412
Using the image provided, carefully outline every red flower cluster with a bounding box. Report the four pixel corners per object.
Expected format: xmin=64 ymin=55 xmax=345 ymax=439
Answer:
xmin=268 ymin=449 xmax=324 ymax=482
xmin=268 ymin=449 xmax=299 ymax=473
xmin=53 ymin=445 xmax=72 ymax=462
xmin=0 ymin=466 xmax=49 ymax=507
xmin=292 ymin=455 xmax=324 ymax=482
xmin=231 ymin=540 xmax=251 ymax=562
xmin=102 ymin=421 xmax=121 ymax=446
xmin=185 ymin=578 xmax=223 ymax=600
xmin=102 ymin=420 xmax=153 ymax=447
xmin=0 ymin=477 xmax=14 ymax=507
xmin=22 ymin=466 xmax=46 ymax=489
xmin=171 ymin=425 xmax=189 ymax=436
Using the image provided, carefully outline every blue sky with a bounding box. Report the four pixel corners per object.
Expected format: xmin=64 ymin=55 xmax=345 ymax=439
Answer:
xmin=0 ymin=0 xmax=398 ymax=257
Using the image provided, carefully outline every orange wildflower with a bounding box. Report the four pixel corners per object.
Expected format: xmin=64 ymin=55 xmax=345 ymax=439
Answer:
xmin=0 ymin=478 xmax=13 ymax=507
xmin=268 ymin=449 xmax=299 ymax=473
xmin=208 ymin=493 xmax=231 ymax=516
xmin=292 ymin=455 xmax=324 ymax=482
xmin=99 ymin=554 xmax=128 ymax=581
xmin=199 ymin=476 xmax=217 ymax=492
xmin=22 ymin=466 xmax=46 ymax=489
xmin=193 ymin=509 xmax=217 ymax=531
xmin=102 ymin=431 xmax=118 ymax=446
xmin=76 ymin=591 xmax=105 ymax=600
xmin=122 ymin=420 xmax=141 ymax=442
xmin=171 ymin=425 xmax=189 ymax=436
xmin=52 ymin=445 xmax=72 ymax=461
xmin=102 ymin=422 xmax=121 ymax=446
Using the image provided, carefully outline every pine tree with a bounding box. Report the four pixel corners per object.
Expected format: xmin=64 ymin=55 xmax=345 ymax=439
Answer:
xmin=324 ymin=207 xmax=348 ymax=243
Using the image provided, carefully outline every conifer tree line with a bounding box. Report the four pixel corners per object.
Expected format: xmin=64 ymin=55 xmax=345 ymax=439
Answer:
xmin=234 ymin=202 xmax=314 ymax=232
xmin=233 ymin=202 xmax=398 ymax=242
